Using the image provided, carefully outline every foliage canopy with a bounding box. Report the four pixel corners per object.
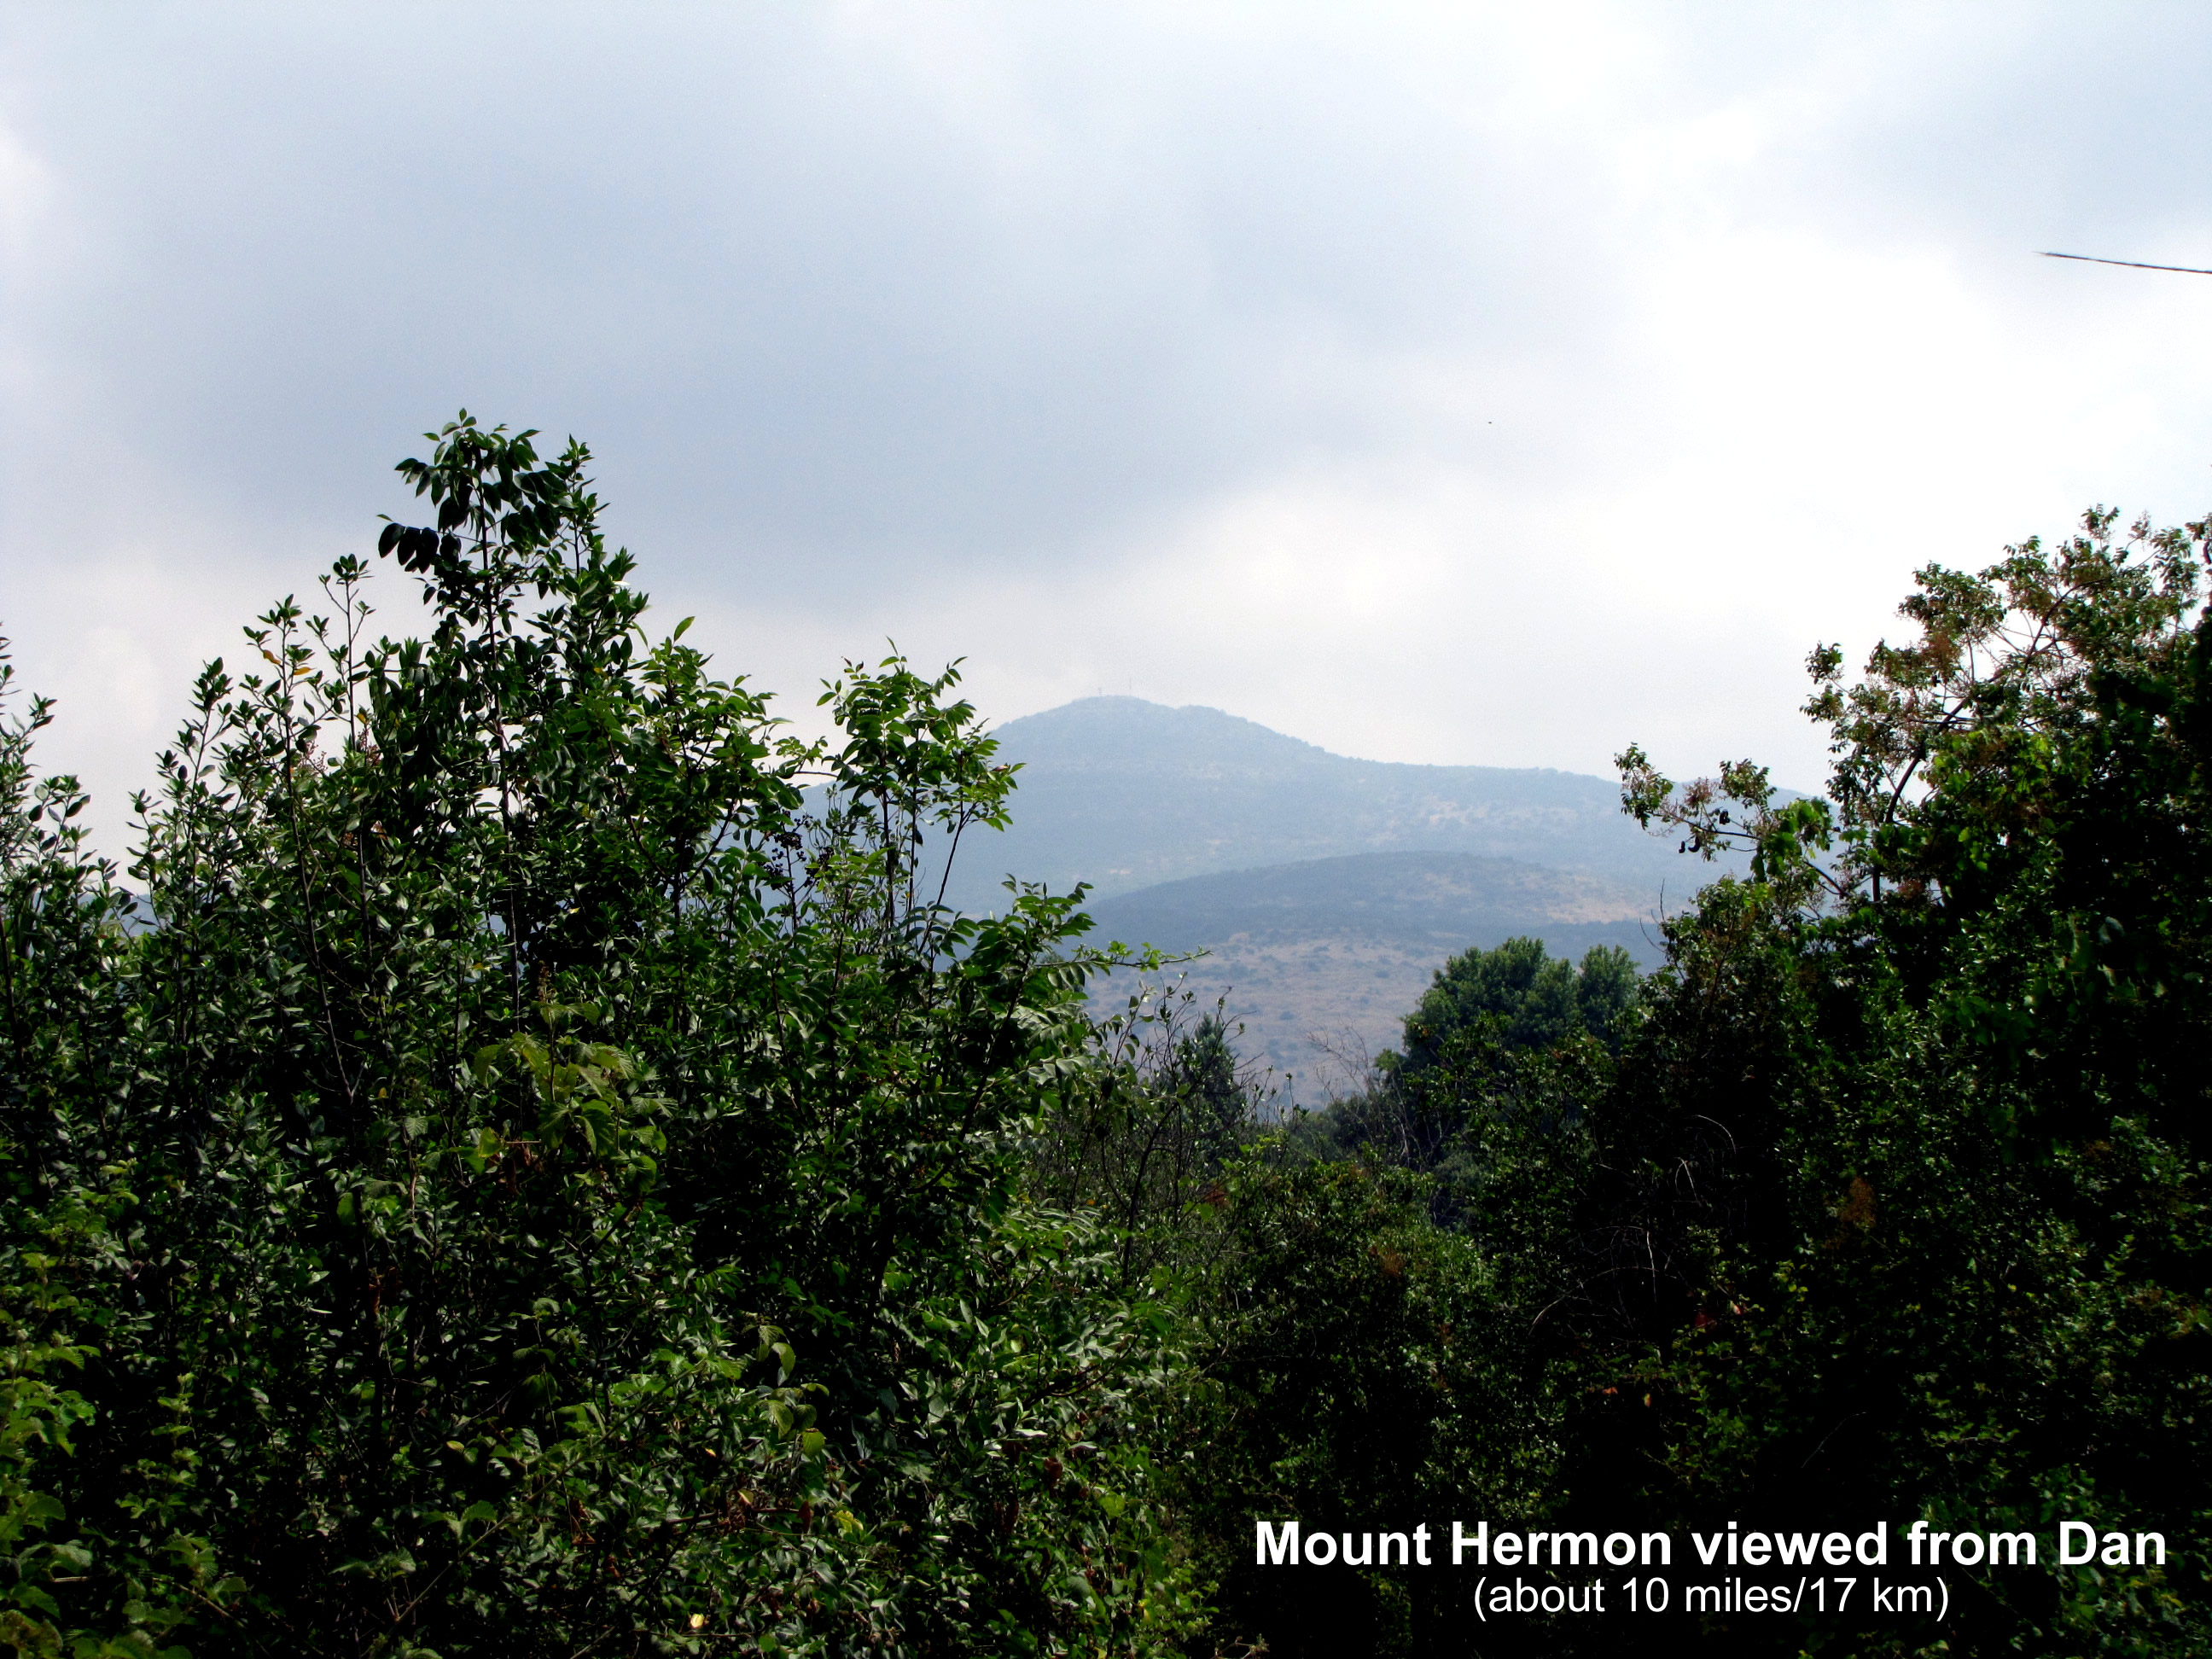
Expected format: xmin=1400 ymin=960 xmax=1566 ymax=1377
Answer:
xmin=3 ymin=425 xmax=2210 ymax=1657
xmin=0 ymin=416 xmax=1203 ymax=1656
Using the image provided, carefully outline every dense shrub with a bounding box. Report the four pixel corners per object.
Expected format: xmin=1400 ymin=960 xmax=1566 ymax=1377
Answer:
xmin=0 ymin=416 xmax=1203 ymax=1656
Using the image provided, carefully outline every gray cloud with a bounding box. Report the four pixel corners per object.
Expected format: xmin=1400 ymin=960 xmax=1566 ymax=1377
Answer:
xmin=5 ymin=2 xmax=2212 ymax=859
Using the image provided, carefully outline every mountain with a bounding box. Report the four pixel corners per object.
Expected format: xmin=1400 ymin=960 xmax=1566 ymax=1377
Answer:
xmin=918 ymin=695 xmax=1740 ymax=1091
xmin=1084 ymin=849 xmax=1659 ymax=951
xmin=940 ymin=696 xmax=1725 ymax=913
xmin=1081 ymin=850 xmax=1666 ymax=1091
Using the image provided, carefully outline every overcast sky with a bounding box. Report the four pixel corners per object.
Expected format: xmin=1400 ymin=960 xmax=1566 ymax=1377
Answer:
xmin=5 ymin=2 xmax=2212 ymax=859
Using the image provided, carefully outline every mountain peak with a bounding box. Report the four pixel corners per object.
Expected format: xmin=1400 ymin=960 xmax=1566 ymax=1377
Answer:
xmin=992 ymin=697 xmax=1340 ymax=772
xmin=941 ymin=695 xmax=1716 ymax=911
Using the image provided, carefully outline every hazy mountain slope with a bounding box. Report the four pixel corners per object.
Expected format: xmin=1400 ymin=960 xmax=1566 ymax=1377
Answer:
xmin=1081 ymin=849 xmax=1667 ymax=1093
xmin=942 ymin=696 xmax=1723 ymax=911
xmin=1085 ymin=849 xmax=1656 ymax=948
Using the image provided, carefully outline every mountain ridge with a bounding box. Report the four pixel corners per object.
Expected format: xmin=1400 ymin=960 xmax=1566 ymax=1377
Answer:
xmin=942 ymin=695 xmax=1727 ymax=911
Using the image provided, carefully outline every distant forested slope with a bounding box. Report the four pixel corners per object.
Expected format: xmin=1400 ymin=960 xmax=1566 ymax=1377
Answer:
xmin=1085 ymin=850 xmax=1665 ymax=1085
xmin=1086 ymin=849 xmax=1658 ymax=953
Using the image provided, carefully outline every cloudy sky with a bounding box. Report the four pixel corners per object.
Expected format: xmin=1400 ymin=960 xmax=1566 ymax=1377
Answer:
xmin=5 ymin=2 xmax=2212 ymax=859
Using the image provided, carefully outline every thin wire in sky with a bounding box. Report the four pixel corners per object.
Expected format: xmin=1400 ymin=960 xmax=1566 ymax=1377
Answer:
xmin=2041 ymin=251 xmax=2212 ymax=276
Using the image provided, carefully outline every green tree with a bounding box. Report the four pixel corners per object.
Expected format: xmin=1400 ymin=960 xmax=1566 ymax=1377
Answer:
xmin=1175 ymin=1159 xmax=1556 ymax=1659
xmin=1185 ymin=506 xmax=2212 ymax=1656
xmin=1031 ymin=986 xmax=1266 ymax=1288
xmin=0 ymin=416 xmax=1207 ymax=1656
xmin=1395 ymin=937 xmax=1640 ymax=1069
xmin=1581 ymin=507 xmax=2212 ymax=1653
